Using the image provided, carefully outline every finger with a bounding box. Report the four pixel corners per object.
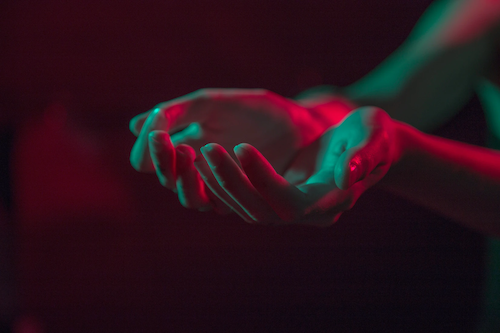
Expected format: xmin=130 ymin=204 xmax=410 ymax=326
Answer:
xmin=129 ymin=110 xmax=152 ymax=136
xmin=148 ymin=130 xmax=177 ymax=189
xmin=233 ymin=143 xmax=306 ymax=223
xmin=201 ymin=144 xmax=280 ymax=223
xmin=131 ymin=108 xmax=167 ymax=172
xmin=194 ymin=153 xmax=254 ymax=223
xmin=334 ymin=146 xmax=364 ymax=190
xmin=305 ymin=125 xmax=346 ymax=180
xmin=206 ymin=188 xmax=233 ymax=215
xmin=333 ymin=107 xmax=395 ymax=190
xmin=130 ymin=92 xmax=211 ymax=172
xmin=170 ymin=122 xmax=204 ymax=147
xmin=175 ymin=144 xmax=212 ymax=210
xmin=334 ymin=141 xmax=387 ymax=191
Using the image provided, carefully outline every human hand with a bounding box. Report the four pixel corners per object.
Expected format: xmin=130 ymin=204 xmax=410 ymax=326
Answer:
xmin=194 ymin=106 xmax=399 ymax=225
xmin=130 ymin=88 xmax=346 ymax=211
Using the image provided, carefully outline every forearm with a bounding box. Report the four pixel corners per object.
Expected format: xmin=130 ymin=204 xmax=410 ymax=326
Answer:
xmin=340 ymin=41 xmax=489 ymax=131
xmin=381 ymin=120 xmax=500 ymax=236
xmin=340 ymin=0 xmax=497 ymax=131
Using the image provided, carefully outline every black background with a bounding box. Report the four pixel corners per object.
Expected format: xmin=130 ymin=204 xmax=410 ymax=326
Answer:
xmin=0 ymin=1 xmax=486 ymax=332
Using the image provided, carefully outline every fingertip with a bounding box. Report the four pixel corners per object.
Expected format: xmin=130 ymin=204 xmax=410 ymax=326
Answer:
xmin=200 ymin=143 xmax=225 ymax=168
xmin=148 ymin=130 xmax=168 ymax=144
xmin=234 ymin=142 xmax=252 ymax=153
xmin=175 ymin=145 xmax=196 ymax=172
xmin=236 ymin=144 xmax=277 ymax=183
xmin=129 ymin=117 xmax=138 ymax=136
xmin=176 ymin=144 xmax=196 ymax=160
xmin=130 ymin=144 xmax=154 ymax=172
xmin=175 ymin=146 xmax=211 ymax=209
xmin=234 ymin=143 xmax=253 ymax=166
xmin=129 ymin=113 xmax=147 ymax=136
xmin=175 ymin=146 xmax=188 ymax=166
xmin=129 ymin=149 xmax=140 ymax=171
xmin=148 ymin=131 xmax=175 ymax=162
xmin=146 ymin=131 xmax=176 ymax=188
xmin=200 ymin=142 xmax=222 ymax=153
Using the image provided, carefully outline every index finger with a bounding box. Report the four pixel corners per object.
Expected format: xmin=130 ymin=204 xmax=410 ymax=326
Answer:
xmin=129 ymin=110 xmax=151 ymax=136
xmin=129 ymin=91 xmax=212 ymax=172
xmin=130 ymin=107 xmax=169 ymax=172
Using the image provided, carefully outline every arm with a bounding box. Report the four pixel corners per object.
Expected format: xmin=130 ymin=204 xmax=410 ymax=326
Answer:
xmin=287 ymin=0 xmax=500 ymax=234
xmin=192 ymin=107 xmax=500 ymax=236
xmin=338 ymin=0 xmax=500 ymax=131
xmin=381 ymin=118 xmax=500 ymax=236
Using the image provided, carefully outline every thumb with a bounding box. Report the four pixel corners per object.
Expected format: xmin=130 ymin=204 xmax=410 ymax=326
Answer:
xmin=334 ymin=147 xmax=368 ymax=190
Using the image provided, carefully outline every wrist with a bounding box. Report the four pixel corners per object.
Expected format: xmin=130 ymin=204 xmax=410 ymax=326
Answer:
xmin=379 ymin=119 xmax=419 ymax=188
xmin=391 ymin=119 xmax=423 ymax=164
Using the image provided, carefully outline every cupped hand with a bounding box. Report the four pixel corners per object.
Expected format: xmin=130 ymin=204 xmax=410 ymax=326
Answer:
xmin=194 ymin=106 xmax=399 ymax=225
xmin=130 ymin=88 xmax=337 ymax=211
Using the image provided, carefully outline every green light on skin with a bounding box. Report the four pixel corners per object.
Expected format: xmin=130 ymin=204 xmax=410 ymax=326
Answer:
xmin=171 ymin=122 xmax=203 ymax=146
xmin=477 ymin=78 xmax=500 ymax=138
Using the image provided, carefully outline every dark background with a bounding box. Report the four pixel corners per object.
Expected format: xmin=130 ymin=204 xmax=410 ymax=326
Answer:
xmin=0 ymin=0 xmax=487 ymax=332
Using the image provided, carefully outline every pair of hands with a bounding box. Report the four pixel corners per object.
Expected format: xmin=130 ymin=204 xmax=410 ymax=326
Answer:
xmin=130 ymin=89 xmax=397 ymax=226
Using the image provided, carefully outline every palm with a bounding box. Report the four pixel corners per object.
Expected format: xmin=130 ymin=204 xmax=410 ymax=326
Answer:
xmin=278 ymin=126 xmax=353 ymax=225
xmin=131 ymin=89 xmax=327 ymax=175
xmin=174 ymin=102 xmax=304 ymax=174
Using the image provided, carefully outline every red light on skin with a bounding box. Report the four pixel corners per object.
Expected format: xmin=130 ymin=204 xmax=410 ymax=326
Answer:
xmin=417 ymin=0 xmax=500 ymax=48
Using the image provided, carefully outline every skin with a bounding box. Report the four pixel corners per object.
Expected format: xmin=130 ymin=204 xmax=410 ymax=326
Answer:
xmin=130 ymin=0 xmax=500 ymax=235
xmin=130 ymin=88 xmax=354 ymax=214
xmin=194 ymin=107 xmax=394 ymax=226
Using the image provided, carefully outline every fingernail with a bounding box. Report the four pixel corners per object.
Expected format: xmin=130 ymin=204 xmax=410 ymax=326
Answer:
xmin=234 ymin=143 xmax=249 ymax=166
xmin=201 ymin=144 xmax=220 ymax=167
